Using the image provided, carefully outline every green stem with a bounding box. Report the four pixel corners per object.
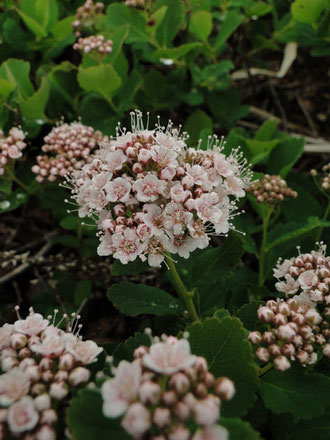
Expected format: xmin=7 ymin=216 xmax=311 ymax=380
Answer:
xmin=258 ymin=208 xmax=273 ymax=287
xmin=258 ymin=362 xmax=273 ymax=377
xmin=316 ymin=199 xmax=330 ymax=242
xmin=165 ymin=253 xmax=200 ymax=322
xmin=6 ymin=168 xmax=29 ymax=192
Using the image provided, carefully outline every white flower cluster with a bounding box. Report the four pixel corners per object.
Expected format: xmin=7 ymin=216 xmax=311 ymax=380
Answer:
xmin=67 ymin=111 xmax=252 ymax=266
xmin=0 ymin=127 xmax=26 ymax=176
xmin=101 ymin=333 xmax=234 ymax=440
xmin=0 ymin=308 xmax=103 ymax=438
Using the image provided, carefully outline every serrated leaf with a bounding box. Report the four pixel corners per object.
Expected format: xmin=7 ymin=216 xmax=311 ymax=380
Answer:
xmin=234 ymin=301 xmax=263 ymax=331
xmin=187 ymin=316 xmax=259 ymax=416
xmin=260 ymin=369 xmax=330 ymax=421
xmin=66 ymin=389 xmax=129 ymax=440
xmin=0 ymin=59 xmax=34 ymax=100
xmin=117 ymin=69 xmax=142 ymax=113
xmin=105 ymin=25 xmax=130 ymax=66
xmin=107 ymin=282 xmax=183 ymax=317
xmin=190 ymin=10 xmax=213 ymax=41
xmin=184 ymin=109 xmax=213 ymax=145
xmin=113 ymin=332 xmax=151 ymax=364
xmin=292 ymin=414 xmax=330 ymax=439
xmin=156 ymin=0 xmax=184 ymax=47
xmin=20 ymin=77 xmax=50 ymax=120
xmin=221 ymin=417 xmax=261 ymax=440
xmin=78 ymin=65 xmax=122 ymax=101
xmin=154 ymin=42 xmax=202 ymax=60
xmin=191 ymin=233 xmax=244 ymax=287
xmin=106 ymin=3 xmax=149 ymax=44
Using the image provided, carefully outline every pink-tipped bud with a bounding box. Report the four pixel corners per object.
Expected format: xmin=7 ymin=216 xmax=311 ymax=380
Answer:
xmin=1 ymin=356 xmax=18 ymax=371
xmin=34 ymin=394 xmax=51 ymax=412
xmin=273 ymin=355 xmax=291 ymax=371
xmin=299 ymin=325 xmax=313 ymax=340
xmin=277 ymin=324 xmax=296 ymax=341
xmin=175 ymin=402 xmax=190 ymax=421
xmin=268 ymin=344 xmax=281 ymax=357
xmin=10 ymin=333 xmax=27 ymax=349
xmin=289 ymin=266 xmax=300 ymax=277
xmin=0 ymin=409 xmax=8 ymax=423
xmin=195 ymin=356 xmax=208 ymax=373
xmin=322 ymin=344 xmax=330 ymax=358
xmin=18 ymin=347 xmax=31 ymax=359
xmin=257 ymin=306 xmax=274 ymax=323
xmin=42 ymin=370 xmax=53 ymax=383
xmin=40 ymin=408 xmax=58 ymax=425
xmin=193 ymin=395 xmax=220 ymax=426
xmin=305 ymin=308 xmax=322 ymax=325
xmin=201 ymin=372 xmax=215 ymax=387
xmin=35 ymin=424 xmax=56 ymax=440
xmin=134 ymin=345 xmax=149 ymax=359
xmin=54 ymin=371 xmax=69 ymax=382
xmin=296 ymin=349 xmax=309 ymax=364
xmin=138 ymin=381 xmax=161 ymax=405
xmin=262 ymin=331 xmax=276 ymax=345
xmin=132 ymin=163 xmax=143 ymax=174
xmin=58 ymin=352 xmax=75 ymax=371
xmin=273 ymin=314 xmax=287 ymax=326
xmin=266 ymin=300 xmax=278 ymax=312
xmin=69 ymin=367 xmax=91 ymax=386
xmin=168 ymin=425 xmax=190 ymax=440
xmin=153 ymin=407 xmax=171 ymax=428
xmin=292 ymin=334 xmax=303 ymax=347
xmin=281 ymin=343 xmax=295 ymax=358
xmin=278 ymin=302 xmax=291 ymax=316
xmin=162 ymin=391 xmax=177 ymax=406
xmin=248 ymin=331 xmax=262 ymax=345
xmin=39 ymin=358 xmax=53 ymax=371
xmin=291 ymin=313 xmax=305 ymax=326
xmin=25 ymin=365 xmax=41 ymax=382
xmin=182 ymin=392 xmax=196 ymax=409
xmin=49 ymin=382 xmax=69 ymax=400
xmin=169 ymin=373 xmax=190 ymax=394
xmin=215 ymin=377 xmax=235 ymax=401
xmin=19 ymin=357 xmax=36 ymax=370
xmin=256 ymin=347 xmax=270 ymax=363
xmin=31 ymin=383 xmax=46 ymax=396
xmin=194 ymin=383 xmax=208 ymax=399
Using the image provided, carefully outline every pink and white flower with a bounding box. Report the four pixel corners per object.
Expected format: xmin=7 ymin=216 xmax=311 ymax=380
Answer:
xmin=193 ymin=425 xmax=229 ymax=440
xmin=102 ymin=361 xmax=142 ymax=418
xmin=105 ymin=177 xmax=131 ymax=203
xmin=112 ymin=229 xmax=143 ymax=264
xmin=14 ymin=314 xmax=49 ymax=337
xmin=298 ymin=270 xmax=319 ymax=290
xmin=0 ymin=370 xmax=30 ymax=406
xmin=66 ymin=339 xmax=103 ymax=364
xmin=0 ymin=324 xmax=13 ymax=350
xmin=133 ymin=174 xmax=166 ymax=202
xmin=121 ymin=402 xmax=151 ymax=438
xmin=7 ymin=396 xmax=39 ymax=434
xmin=143 ymin=338 xmax=196 ymax=375
xmin=31 ymin=334 xmax=65 ymax=358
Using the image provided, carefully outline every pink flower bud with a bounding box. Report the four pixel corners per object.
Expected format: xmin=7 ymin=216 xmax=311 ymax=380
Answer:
xmin=296 ymin=349 xmax=309 ymax=364
xmin=248 ymin=331 xmax=262 ymax=345
xmin=175 ymin=402 xmax=190 ymax=420
xmin=133 ymin=345 xmax=149 ymax=359
xmin=195 ymin=356 xmax=208 ymax=373
xmin=162 ymin=391 xmax=177 ymax=406
xmin=256 ymin=347 xmax=270 ymax=363
xmin=10 ymin=333 xmax=27 ymax=349
xmin=1 ymin=356 xmax=18 ymax=371
xmin=54 ymin=371 xmax=69 ymax=382
xmin=160 ymin=167 xmax=176 ymax=181
xmin=58 ymin=352 xmax=75 ymax=371
xmin=273 ymin=314 xmax=287 ymax=326
xmin=266 ymin=300 xmax=278 ymax=312
xmin=262 ymin=331 xmax=276 ymax=345
xmin=42 ymin=370 xmax=53 ymax=383
xmin=69 ymin=367 xmax=91 ymax=386
xmin=299 ymin=325 xmax=313 ymax=340
xmin=281 ymin=343 xmax=295 ymax=357
xmin=31 ymin=383 xmax=46 ymax=396
xmin=322 ymin=344 xmax=330 ymax=358
xmin=49 ymin=382 xmax=68 ymax=400
xmin=193 ymin=395 xmax=220 ymax=426
xmin=273 ymin=355 xmax=291 ymax=371
xmin=0 ymin=409 xmax=8 ymax=423
xmin=169 ymin=373 xmax=190 ymax=394
xmin=277 ymin=324 xmax=296 ymax=341
xmin=25 ymin=365 xmax=41 ymax=382
xmin=34 ymin=394 xmax=51 ymax=411
xmin=153 ymin=407 xmax=171 ymax=428
xmin=18 ymin=347 xmax=31 ymax=359
xmin=291 ymin=313 xmax=305 ymax=326
xmin=257 ymin=306 xmax=274 ymax=323
xmin=268 ymin=344 xmax=281 ymax=357
xmin=39 ymin=358 xmax=53 ymax=371
xmin=169 ymin=425 xmax=190 ymax=440
xmin=19 ymin=357 xmax=36 ymax=370
xmin=194 ymin=383 xmax=208 ymax=399
xmin=182 ymin=392 xmax=196 ymax=409
xmin=40 ymin=408 xmax=58 ymax=425
xmin=35 ymin=424 xmax=56 ymax=440
xmin=278 ymin=302 xmax=291 ymax=316
xmin=215 ymin=377 xmax=235 ymax=401
xmin=121 ymin=402 xmax=151 ymax=438
xmin=305 ymin=308 xmax=322 ymax=325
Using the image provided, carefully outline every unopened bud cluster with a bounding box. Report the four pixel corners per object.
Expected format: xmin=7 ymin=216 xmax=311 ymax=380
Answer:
xmin=0 ymin=127 xmax=26 ymax=176
xmin=274 ymin=243 xmax=330 ymax=303
xmin=32 ymin=122 xmax=108 ymax=183
xmin=72 ymin=0 xmax=104 ymax=37
xmin=0 ymin=308 xmax=103 ymax=438
xmin=249 ymin=297 xmax=330 ymax=371
xmin=67 ymin=110 xmax=252 ymax=267
xmin=73 ymin=35 xmax=113 ymax=55
xmin=247 ymin=174 xmax=297 ymax=205
xmin=311 ymin=163 xmax=330 ymax=191
xmin=101 ymin=334 xmax=234 ymax=439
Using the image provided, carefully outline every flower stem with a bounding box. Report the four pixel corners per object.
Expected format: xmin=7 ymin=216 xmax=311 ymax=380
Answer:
xmin=165 ymin=253 xmax=200 ymax=322
xmin=316 ymin=199 xmax=330 ymax=242
xmin=258 ymin=362 xmax=273 ymax=377
xmin=258 ymin=208 xmax=273 ymax=287
xmin=5 ymin=168 xmax=29 ymax=193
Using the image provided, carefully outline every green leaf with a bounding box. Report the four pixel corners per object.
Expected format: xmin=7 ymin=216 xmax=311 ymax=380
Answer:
xmin=74 ymin=280 xmax=92 ymax=306
xmin=106 ymin=3 xmax=149 ymax=44
xmin=34 ymin=0 xmax=59 ymax=30
xmin=188 ymin=316 xmax=259 ymax=416
xmin=221 ymin=418 xmax=261 ymax=440
xmin=215 ymin=11 xmax=244 ymax=49
xmin=266 ymin=217 xmax=330 ymax=251
xmin=0 ymin=59 xmax=34 ymax=100
xmin=291 ymin=0 xmax=327 ymax=24
xmin=156 ymin=0 xmax=184 ymax=47
xmin=154 ymin=42 xmax=202 ymax=60
xmin=20 ymin=77 xmax=50 ymax=120
xmin=46 ymin=61 xmax=78 ymax=106
xmin=255 ymin=120 xmax=278 ymax=141
xmin=112 ymin=332 xmax=150 ymax=364
xmin=190 ymin=10 xmax=213 ymax=41
xmin=260 ymin=369 xmax=330 ymax=421
xmin=292 ymin=414 xmax=330 ymax=439
xmin=247 ymin=2 xmax=272 ymax=17
xmin=0 ymin=190 xmax=28 ymax=213
xmin=147 ymin=5 xmax=168 ymax=35
xmin=78 ymin=65 xmax=122 ymax=101
xmin=0 ymin=179 xmax=12 ymax=195
xmin=117 ymin=69 xmax=142 ymax=113
xmin=184 ymin=109 xmax=213 ymax=145
xmin=60 ymin=216 xmax=81 ymax=231
xmin=234 ymin=301 xmax=263 ymax=331
xmin=104 ymin=25 xmax=130 ymax=66
xmin=0 ymin=78 xmax=15 ymax=100
xmin=14 ymin=7 xmax=47 ymax=38
xmin=267 ymin=135 xmax=304 ymax=178
xmin=245 ymin=138 xmax=279 ymax=164
xmin=111 ymin=259 xmax=148 ymax=276
xmin=191 ymin=233 xmax=244 ymax=287
xmin=51 ymin=15 xmax=75 ymax=40
xmin=107 ymin=282 xmax=183 ymax=317
xmin=66 ymin=389 xmax=129 ymax=440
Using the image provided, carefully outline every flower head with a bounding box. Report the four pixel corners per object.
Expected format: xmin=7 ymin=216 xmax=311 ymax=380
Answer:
xmin=0 ymin=127 xmax=26 ymax=176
